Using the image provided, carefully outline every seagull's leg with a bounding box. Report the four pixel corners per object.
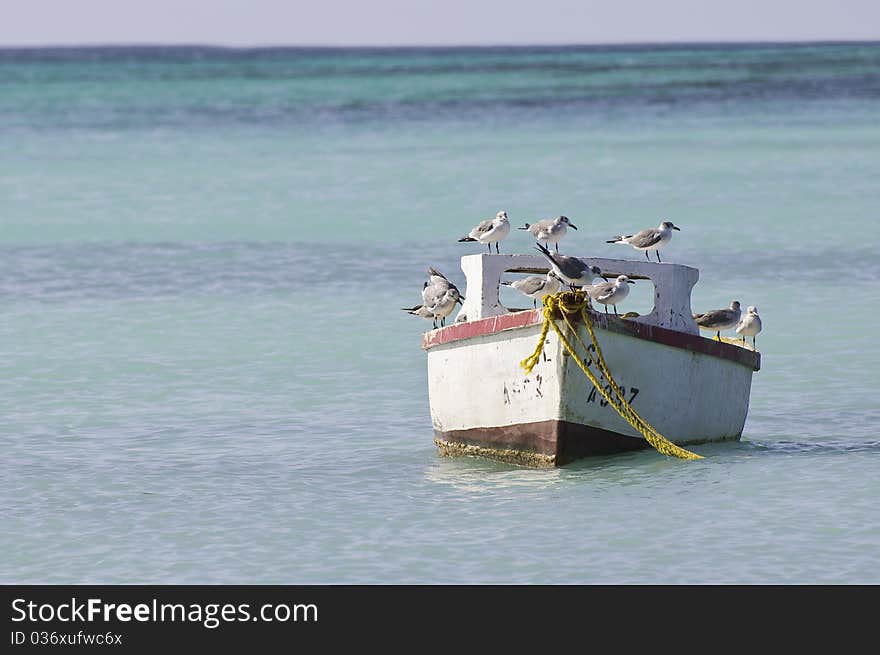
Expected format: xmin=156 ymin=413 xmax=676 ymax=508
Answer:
xmin=656 ymin=251 xmax=662 ymax=263
xmin=555 ymin=243 xmax=559 ymax=253
xmin=716 ymin=331 xmax=720 ymax=341
xmin=533 ymin=299 xmax=537 ymax=309
xmin=645 ymin=251 xmax=650 ymax=260
xmin=495 ymin=242 xmax=500 ymax=254
xmin=753 ymin=336 xmax=756 ymax=348
xmin=604 ymin=304 xmax=608 ymax=315
xmin=614 ymin=305 xmax=618 ymax=316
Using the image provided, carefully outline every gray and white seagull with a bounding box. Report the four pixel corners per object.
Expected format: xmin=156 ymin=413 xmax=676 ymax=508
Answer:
xmin=735 ymin=305 xmax=762 ymax=348
xmin=585 ymin=275 xmax=635 ymax=315
xmin=501 ymin=271 xmax=562 ymax=308
xmin=403 ymin=286 xmax=463 ymax=329
xmin=518 ymin=215 xmax=577 ymax=253
xmin=458 ymin=211 xmax=511 ymax=254
xmin=534 ymin=243 xmax=604 ymax=290
xmin=402 ymin=268 xmax=465 ymax=329
xmin=693 ymin=300 xmax=742 ymax=341
xmin=607 ymin=220 xmax=680 ymax=262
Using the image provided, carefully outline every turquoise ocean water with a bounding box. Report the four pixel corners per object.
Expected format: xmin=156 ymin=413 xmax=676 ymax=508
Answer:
xmin=2 ymin=43 xmax=879 ymax=583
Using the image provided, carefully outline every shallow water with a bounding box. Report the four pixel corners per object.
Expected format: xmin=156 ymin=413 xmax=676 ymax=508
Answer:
xmin=1 ymin=44 xmax=879 ymax=583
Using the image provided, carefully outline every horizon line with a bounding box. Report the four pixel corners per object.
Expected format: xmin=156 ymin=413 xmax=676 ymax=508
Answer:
xmin=1 ymin=37 xmax=879 ymax=51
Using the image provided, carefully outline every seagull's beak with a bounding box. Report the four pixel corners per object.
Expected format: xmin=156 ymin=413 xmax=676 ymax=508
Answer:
xmin=457 ymin=296 xmax=464 ymax=304
xmin=626 ymin=280 xmax=635 ymax=284
xmin=568 ymin=223 xmax=578 ymax=230
xmin=672 ymin=226 xmax=681 ymax=231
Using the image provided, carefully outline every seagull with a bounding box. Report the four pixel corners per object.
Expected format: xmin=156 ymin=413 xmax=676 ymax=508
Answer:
xmin=404 ymin=268 xmax=465 ymax=329
xmin=403 ymin=286 xmax=463 ymax=329
xmin=458 ymin=211 xmax=511 ymax=254
xmin=585 ymin=275 xmax=635 ymax=315
xmin=534 ymin=243 xmax=603 ymax=290
xmin=518 ymin=215 xmax=577 ymax=253
xmin=423 ymin=268 xmax=464 ymax=307
xmin=606 ymin=220 xmax=680 ymax=262
xmin=693 ymin=300 xmax=742 ymax=341
xmin=736 ymin=306 xmax=762 ymax=348
xmin=501 ymin=271 xmax=562 ymax=308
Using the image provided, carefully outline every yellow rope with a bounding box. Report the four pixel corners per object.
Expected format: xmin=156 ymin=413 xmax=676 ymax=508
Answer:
xmin=520 ymin=292 xmax=702 ymax=460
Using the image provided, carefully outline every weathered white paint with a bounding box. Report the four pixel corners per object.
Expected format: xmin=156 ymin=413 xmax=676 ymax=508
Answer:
xmin=427 ymin=320 xmax=753 ymax=445
xmin=428 ymin=323 xmax=561 ymax=434
xmin=456 ymin=253 xmax=700 ymax=335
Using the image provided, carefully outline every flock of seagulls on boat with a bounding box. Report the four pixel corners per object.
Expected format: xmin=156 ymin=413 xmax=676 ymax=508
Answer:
xmin=405 ymin=211 xmax=762 ymax=347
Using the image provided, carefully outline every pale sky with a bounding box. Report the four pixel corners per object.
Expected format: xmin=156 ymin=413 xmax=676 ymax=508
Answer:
xmin=1 ymin=0 xmax=878 ymax=47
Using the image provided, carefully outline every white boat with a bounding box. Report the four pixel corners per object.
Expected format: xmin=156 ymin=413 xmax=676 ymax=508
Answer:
xmin=421 ymin=254 xmax=760 ymax=467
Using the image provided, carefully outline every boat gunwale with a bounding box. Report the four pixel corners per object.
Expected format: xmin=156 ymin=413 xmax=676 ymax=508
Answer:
xmin=422 ymin=308 xmax=760 ymax=371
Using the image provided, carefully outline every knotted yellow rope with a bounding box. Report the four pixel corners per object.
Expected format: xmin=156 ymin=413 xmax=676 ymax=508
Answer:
xmin=521 ymin=291 xmax=702 ymax=460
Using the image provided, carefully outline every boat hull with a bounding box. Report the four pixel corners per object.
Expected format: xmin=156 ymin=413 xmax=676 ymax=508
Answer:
xmin=425 ymin=310 xmax=758 ymax=466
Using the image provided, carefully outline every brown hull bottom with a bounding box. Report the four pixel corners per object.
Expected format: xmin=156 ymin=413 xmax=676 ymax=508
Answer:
xmin=435 ymin=420 xmax=739 ymax=467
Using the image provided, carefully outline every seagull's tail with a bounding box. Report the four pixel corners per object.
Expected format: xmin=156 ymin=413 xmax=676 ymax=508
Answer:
xmin=457 ymin=237 xmax=477 ymax=242
xmin=534 ymin=242 xmax=559 ymax=268
xmin=517 ymin=224 xmax=531 ymax=230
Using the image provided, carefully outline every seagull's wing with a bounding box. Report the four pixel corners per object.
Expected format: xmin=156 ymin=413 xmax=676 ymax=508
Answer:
xmin=555 ymin=255 xmax=589 ymax=280
xmin=694 ymin=309 xmax=732 ymax=327
xmin=526 ymin=218 xmax=553 ymax=236
xmin=513 ymin=276 xmax=546 ymax=295
xmin=470 ymin=218 xmax=495 ymax=238
xmin=422 ymin=284 xmax=442 ymax=309
xmin=626 ymin=228 xmax=663 ymax=249
xmin=588 ymin=281 xmax=616 ymax=301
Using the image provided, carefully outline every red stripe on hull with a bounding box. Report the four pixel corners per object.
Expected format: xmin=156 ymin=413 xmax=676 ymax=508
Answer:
xmin=423 ymin=309 xmax=759 ymax=371
xmin=422 ymin=310 xmax=542 ymax=348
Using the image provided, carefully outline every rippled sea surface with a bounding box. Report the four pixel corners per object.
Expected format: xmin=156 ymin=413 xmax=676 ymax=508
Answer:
xmin=2 ymin=44 xmax=879 ymax=583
